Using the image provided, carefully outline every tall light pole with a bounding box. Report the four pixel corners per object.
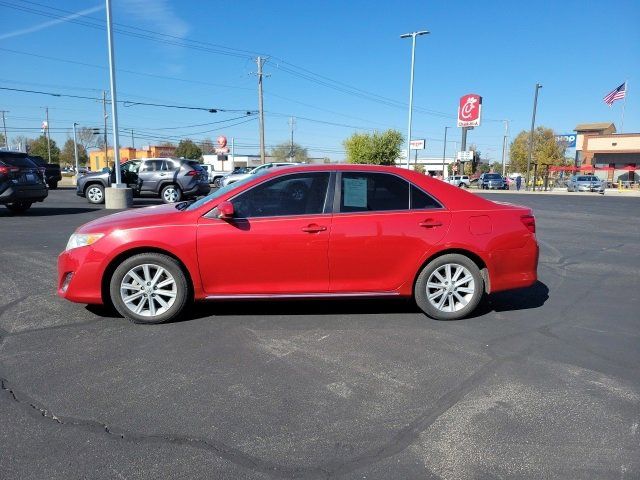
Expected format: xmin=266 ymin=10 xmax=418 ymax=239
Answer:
xmin=106 ymin=0 xmax=122 ymax=186
xmin=526 ymin=83 xmax=542 ymax=190
xmin=1 ymin=110 xmax=8 ymax=148
xmin=72 ymin=122 xmax=79 ymax=177
xmin=501 ymin=120 xmax=509 ymax=176
xmin=401 ymin=30 xmax=429 ymax=169
xmin=442 ymin=126 xmax=450 ymax=179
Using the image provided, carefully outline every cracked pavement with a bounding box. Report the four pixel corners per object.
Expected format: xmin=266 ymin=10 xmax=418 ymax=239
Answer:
xmin=0 ymin=189 xmax=639 ymax=479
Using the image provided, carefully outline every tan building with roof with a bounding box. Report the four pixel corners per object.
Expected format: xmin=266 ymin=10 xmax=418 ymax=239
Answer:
xmin=575 ymin=123 xmax=639 ymax=183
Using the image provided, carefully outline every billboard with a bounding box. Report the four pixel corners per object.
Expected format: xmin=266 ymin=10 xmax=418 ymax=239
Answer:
xmin=457 ymin=94 xmax=482 ymax=127
xmin=555 ymin=133 xmax=577 ymax=148
xmin=409 ymin=139 xmax=426 ymax=150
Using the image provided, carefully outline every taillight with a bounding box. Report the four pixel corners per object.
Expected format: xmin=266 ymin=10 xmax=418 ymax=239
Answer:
xmin=521 ymin=214 xmax=536 ymax=233
xmin=185 ymin=170 xmax=198 ymax=176
xmin=0 ymin=165 xmax=19 ymax=177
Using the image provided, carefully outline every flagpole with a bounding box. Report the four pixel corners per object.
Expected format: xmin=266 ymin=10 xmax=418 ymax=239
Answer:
xmin=620 ymin=80 xmax=628 ymax=133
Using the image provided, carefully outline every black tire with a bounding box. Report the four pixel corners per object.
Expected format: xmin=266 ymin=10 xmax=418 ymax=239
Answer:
xmin=85 ymin=183 xmax=105 ymax=204
xmin=213 ymin=177 xmax=222 ymax=188
xmin=109 ymin=252 xmax=190 ymax=324
xmin=414 ymin=253 xmax=484 ymax=320
xmin=5 ymin=201 xmax=32 ymax=214
xmin=48 ymin=181 xmax=58 ymax=190
xmin=161 ymin=184 xmax=182 ymax=203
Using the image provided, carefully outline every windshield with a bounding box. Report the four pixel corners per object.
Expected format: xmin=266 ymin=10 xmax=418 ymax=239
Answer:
xmin=485 ymin=174 xmax=501 ymax=179
xmin=184 ymin=174 xmax=256 ymax=211
xmin=577 ymin=176 xmax=598 ymax=181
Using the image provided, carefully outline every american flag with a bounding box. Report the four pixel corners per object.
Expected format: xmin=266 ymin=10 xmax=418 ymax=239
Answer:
xmin=603 ymin=82 xmax=626 ymax=106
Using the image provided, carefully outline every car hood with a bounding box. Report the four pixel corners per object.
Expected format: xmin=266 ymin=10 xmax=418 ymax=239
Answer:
xmin=77 ymin=203 xmax=187 ymax=234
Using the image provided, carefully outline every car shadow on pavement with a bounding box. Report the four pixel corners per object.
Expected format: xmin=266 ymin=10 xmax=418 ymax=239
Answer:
xmin=87 ymin=282 xmax=549 ymax=324
xmin=469 ymin=280 xmax=549 ymax=318
xmin=0 ymin=207 xmax=101 ymax=217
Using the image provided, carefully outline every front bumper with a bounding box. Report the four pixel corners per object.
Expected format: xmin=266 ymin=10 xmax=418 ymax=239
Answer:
xmin=58 ymin=247 xmax=105 ymax=304
xmin=577 ymin=185 xmax=604 ymax=192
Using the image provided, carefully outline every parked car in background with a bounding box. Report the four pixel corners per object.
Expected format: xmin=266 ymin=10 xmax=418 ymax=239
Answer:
xmin=221 ymin=162 xmax=301 ymax=186
xmin=200 ymin=164 xmax=227 ymax=187
xmin=28 ymin=155 xmax=62 ymax=189
xmin=446 ymin=175 xmax=470 ymax=188
xmin=0 ymin=151 xmax=48 ymax=214
xmin=76 ymin=158 xmax=210 ymax=204
xmin=479 ymin=173 xmax=506 ymax=190
xmin=567 ymin=175 xmax=605 ymax=193
xmin=58 ymin=164 xmax=539 ymax=324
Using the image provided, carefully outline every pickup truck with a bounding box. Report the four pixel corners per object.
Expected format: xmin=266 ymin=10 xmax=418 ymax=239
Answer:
xmin=29 ymin=155 xmax=62 ymax=189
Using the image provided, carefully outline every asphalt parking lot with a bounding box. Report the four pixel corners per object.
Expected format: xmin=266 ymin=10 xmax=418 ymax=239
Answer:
xmin=1 ymin=188 xmax=639 ymax=479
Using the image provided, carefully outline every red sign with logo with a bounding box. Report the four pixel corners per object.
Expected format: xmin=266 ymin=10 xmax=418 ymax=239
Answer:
xmin=457 ymin=93 xmax=482 ymax=127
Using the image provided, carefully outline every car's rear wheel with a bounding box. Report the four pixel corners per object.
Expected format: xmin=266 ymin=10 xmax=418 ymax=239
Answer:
xmin=86 ymin=184 xmax=105 ymax=204
xmin=161 ymin=184 xmax=182 ymax=203
xmin=414 ymin=254 xmax=483 ymax=320
xmin=110 ymin=253 xmax=189 ymax=324
xmin=5 ymin=201 xmax=32 ymax=214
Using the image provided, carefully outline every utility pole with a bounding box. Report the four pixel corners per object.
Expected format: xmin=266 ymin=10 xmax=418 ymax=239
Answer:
xmin=501 ymin=120 xmax=509 ymax=176
xmin=526 ymin=83 xmax=542 ymax=190
xmin=102 ymin=91 xmax=108 ymax=165
xmin=0 ymin=110 xmax=8 ymax=148
xmin=130 ymin=129 xmax=134 ymax=148
xmin=442 ymin=126 xmax=449 ymax=180
xmin=72 ymin=122 xmax=79 ymax=178
xmin=45 ymin=107 xmax=51 ymax=162
xmin=256 ymin=56 xmax=266 ymax=164
xmin=288 ymin=116 xmax=295 ymax=162
xmin=231 ymin=137 xmax=235 ymax=171
xmin=400 ymin=30 xmax=430 ymax=169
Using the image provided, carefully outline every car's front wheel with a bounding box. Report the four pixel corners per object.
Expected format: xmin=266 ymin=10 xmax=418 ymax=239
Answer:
xmin=110 ymin=253 xmax=190 ymax=324
xmin=414 ymin=254 xmax=484 ymax=320
xmin=85 ymin=184 xmax=105 ymax=204
xmin=161 ymin=184 xmax=182 ymax=203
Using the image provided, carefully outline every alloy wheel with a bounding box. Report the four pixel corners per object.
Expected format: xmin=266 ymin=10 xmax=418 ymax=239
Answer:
xmin=425 ymin=263 xmax=475 ymax=313
xmin=87 ymin=186 xmax=103 ymax=203
xmin=120 ymin=263 xmax=177 ymax=317
xmin=163 ymin=187 xmax=179 ymax=203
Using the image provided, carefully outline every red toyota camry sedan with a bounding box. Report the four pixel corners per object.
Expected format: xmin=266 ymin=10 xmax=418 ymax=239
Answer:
xmin=58 ymin=164 xmax=538 ymax=324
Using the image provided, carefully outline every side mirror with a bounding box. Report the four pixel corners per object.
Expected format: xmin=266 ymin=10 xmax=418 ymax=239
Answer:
xmin=216 ymin=201 xmax=234 ymax=219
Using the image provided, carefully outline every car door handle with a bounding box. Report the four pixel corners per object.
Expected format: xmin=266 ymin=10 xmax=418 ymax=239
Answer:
xmin=419 ymin=219 xmax=443 ymax=228
xmin=301 ymin=224 xmax=327 ymax=233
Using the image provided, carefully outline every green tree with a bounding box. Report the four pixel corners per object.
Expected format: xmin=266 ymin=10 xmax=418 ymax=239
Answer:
xmin=270 ymin=142 xmax=309 ymax=163
xmin=27 ymin=135 xmax=60 ymax=163
xmin=0 ymin=133 xmax=5 ymax=147
xmin=174 ymin=139 xmax=202 ymax=159
xmin=343 ymin=129 xmax=404 ymax=165
xmin=509 ymin=127 xmax=565 ymax=174
xmin=60 ymin=138 xmax=88 ymax=166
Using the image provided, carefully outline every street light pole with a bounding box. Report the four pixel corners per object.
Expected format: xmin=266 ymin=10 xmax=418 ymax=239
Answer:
xmin=72 ymin=122 xmax=79 ymax=177
xmin=442 ymin=126 xmax=449 ymax=180
xmin=501 ymin=120 xmax=509 ymax=176
xmin=401 ymin=30 xmax=429 ymax=169
xmin=105 ymin=0 xmax=122 ymax=186
xmin=526 ymin=83 xmax=542 ymax=190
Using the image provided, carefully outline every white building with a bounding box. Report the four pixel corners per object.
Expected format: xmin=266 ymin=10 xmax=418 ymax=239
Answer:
xmin=395 ymin=156 xmax=456 ymax=178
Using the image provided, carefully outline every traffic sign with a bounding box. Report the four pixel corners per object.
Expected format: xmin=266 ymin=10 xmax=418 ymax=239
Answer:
xmin=457 ymin=150 xmax=473 ymax=161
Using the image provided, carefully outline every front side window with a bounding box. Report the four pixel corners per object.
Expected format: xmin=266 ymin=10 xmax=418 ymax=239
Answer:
xmin=121 ymin=161 xmax=141 ymax=173
xmin=340 ymin=172 xmax=409 ymax=213
xmin=231 ymin=172 xmax=330 ymax=218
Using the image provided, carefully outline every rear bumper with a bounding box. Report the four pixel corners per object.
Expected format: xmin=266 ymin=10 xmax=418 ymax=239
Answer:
xmin=487 ymin=236 xmax=539 ymax=293
xmin=57 ymin=247 xmax=105 ymax=304
xmin=0 ymin=183 xmax=48 ymax=203
xmin=183 ymin=182 xmax=211 ymax=197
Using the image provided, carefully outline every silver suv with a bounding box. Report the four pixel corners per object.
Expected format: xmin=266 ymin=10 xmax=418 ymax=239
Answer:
xmin=77 ymin=158 xmax=210 ymax=204
xmin=447 ymin=175 xmax=470 ymax=188
xmin=567 ymin=175 xmax=605 ymax=193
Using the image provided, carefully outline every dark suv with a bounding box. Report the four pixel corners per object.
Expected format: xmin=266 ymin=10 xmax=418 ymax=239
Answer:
xmin=77 ymin=158 xmax=210 ymax=204
xmin=28 ymin=155 xmax=62 ymax=189
xmin=0 ymin=151 xmax=48 ymax=213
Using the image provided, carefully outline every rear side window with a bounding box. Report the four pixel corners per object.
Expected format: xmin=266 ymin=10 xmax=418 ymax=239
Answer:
xmin=411 ymin=185 xmax=440 ymax=209
xmin=0 ymin=153 xmax=36 ymax=168
xmin=340 ymin=172 xmax=409 ymax=213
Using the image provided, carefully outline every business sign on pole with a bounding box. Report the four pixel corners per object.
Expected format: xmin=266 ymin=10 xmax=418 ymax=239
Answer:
xmin=554 ymin=133 xmax=577 ymax=148
xmin=457 ymin=93 xmax=482 ymax=128
xmin=409 ymin=139 xmax=426 ymax=150
xmin=457 ymin=150 xmax=474 ymax=161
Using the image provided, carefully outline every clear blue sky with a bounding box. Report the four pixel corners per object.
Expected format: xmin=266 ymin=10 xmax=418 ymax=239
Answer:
xmin=1 ymin=0 xmax=638 ymax=160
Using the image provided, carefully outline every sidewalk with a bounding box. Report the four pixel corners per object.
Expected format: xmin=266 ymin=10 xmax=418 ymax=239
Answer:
xmin=471 ymin=188 xmax=640 ymax=197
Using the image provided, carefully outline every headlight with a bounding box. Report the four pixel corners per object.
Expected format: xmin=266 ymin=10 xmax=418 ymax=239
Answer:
xmin=65 ymin=233 xmax=104 ymax=251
